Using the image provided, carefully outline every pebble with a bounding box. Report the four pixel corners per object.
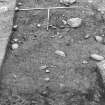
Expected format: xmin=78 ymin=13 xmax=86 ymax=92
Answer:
xmin=82 ymin=60 xmax=88 ymax=64
xmin=12 ymin=43 xmax=19 ymax=50
xmin=90 ymin=54 xmax=104 ymax=61
xmin=13 ymin=38 xmax=18 ymax=42
xmin=44 ymin=77 xmax=50 ymax=81
xmin=13 ymin=25 xmax=18 ymax=30
xmin=67 ymin=17 xmax=82 ymax=28
xmin=17 ymin=2 xmax=22 ymax=6
xmin=45 ymin=69 xmax=50 ymax=73
xmin=60 ymin=0 xmax=76 ymax=5
xmin=36 ymin=24 xmax=41 ymax=28
xmin=55 ymin=50 xmax=66 ymax=57
xmin=94 ymin=36 xmax=103 ymax=42
xmin=84 ymin=34 xmax=91 ymax=39
xmin=15 ymin=7 xmax=19 ymax=11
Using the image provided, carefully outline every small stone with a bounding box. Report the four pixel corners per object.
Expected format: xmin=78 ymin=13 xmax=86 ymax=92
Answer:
xmin=44 ymin=77 xmax=50 ymax=81
xmin=84 ymin=34 xmax=91 ymax=39
xmin=60 ymin=0 xmax=76 ymax=5
xmin=13 ymin=38 xmax=18 ymax=42
xmin=36 ymin=24 xmax=41 ymax=28
xmin=15 ymin=7 xmax=19 ymax=11
xmin=18 ymin=2 xmax=22 ymax=6
xmin=82 ymin=60 xmax=88 ymax=64
xmin=12 ymin=43 xmax=19 ymax=50
xmin=13 ymin=25 xmax=18 ymax=30
xmin=90 ymin=54 xmax=104 ymax=61
xmin=45 ymin=69 xmax=50 ymax=73
xmin=94 ymin=36 xmax=103 ymax=42
xmin=67 ymin=17 xmax=82 ymax=28
xmin=55 ymin=50 xmax=66 ymax=57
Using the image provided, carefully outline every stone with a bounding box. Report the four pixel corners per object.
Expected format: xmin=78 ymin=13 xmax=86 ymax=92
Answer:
xmin=15 ymin=7 xmax=19 ymax=11
xmin=90 ymin=54 xmax=104 ymax=61
xmin=67 ymin=17 xmax=82 ymax=28
xmin=94 ymin=36 xmax=103 ymax=43
xmin=45 ymin=69 xmax=50 ymax=73
xmin=13 ymin=25 xmax=18 ymax=30
xmin=12 ymin=43 xmax=19 ymax=50
xmin=55 ymin=50 xmax=66 ymax=57
xmin=60 ymin=0 xmax=76 ymax=5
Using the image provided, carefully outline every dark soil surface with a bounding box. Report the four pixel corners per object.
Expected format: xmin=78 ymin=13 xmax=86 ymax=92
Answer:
xmin=1 ymin=0 xmax=105 ymax=105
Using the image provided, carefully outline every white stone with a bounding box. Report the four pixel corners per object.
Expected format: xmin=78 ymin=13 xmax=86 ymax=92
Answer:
xmin=44 ymin=77 xmax=50 ymax=81
xmin=13 ymin=25 xmax=18 ymax=29
xmin=12 ymin=43 xmax=19 ymax=50
xmin=45 ymin=69 xmax=50 ymax=73
xmin=15 ymin=7 xmax=19 ymax=11
xmin=18 ymin=2 xmax=22 ymax=6
xmin=55 ymin=50 xmax=66 ymax=57
xmin=36 ymin=24 xmax=41 ymax=28
xmin=13 ymin=38 xmax=18 ymax=42
xmin=60 ymin=0 xmax=76 ymax=4
xmin=90 ymin=54 xmax=104 ymax=61
xmin=95 ymin=36 xmax=103 ymax=42
xmin=67 ymin=17 xmax=82 ymax=28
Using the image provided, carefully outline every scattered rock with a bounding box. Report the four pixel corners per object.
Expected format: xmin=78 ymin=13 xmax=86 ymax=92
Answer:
xmin=45 ymin=69 xmax=50 ymax=73
xmin=84 ymin=34 xmax=91 ymax=39
xmin=13 ymin=38 xmax=18 ymax=42
xmin=60 ymin=0 xmax=76 ymax=5
xmin=90 ymin=54 xmax=104 ymax=61
xmin=15 ymin=7 xmax=19 ymax=11
xmin=67 ymin=17 xmax=82 ymax=28
xmin=12 ymin=43 xmax=19 ymax=50
xmin=36 ymin=24 xmax=41 ymax=28
xmin=55 ymin=50 xmax=66 ymax=57
xmin=82 ymin=60 xmax=88 ymax=64
xmin=13 ymin=25 xmax=18 ymax=30
xmin=44 ymin=77 xmax=50 ymax=81
xmin=94 ymin=36 xmax=103 ymax=43
xmin=17 ymin=2 xmax=22 ymax=6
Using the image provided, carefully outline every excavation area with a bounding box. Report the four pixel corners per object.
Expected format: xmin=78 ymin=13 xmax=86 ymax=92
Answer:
xmin=1 ymin=0 xmax=105 ymax=105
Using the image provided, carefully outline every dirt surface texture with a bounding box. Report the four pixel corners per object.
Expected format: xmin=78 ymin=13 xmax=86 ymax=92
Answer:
xmin=1 ymin=0 xmax=105 ymax=105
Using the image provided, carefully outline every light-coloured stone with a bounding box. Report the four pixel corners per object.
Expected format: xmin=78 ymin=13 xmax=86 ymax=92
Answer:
xmin=94 ymin=36 xmax=103 ymax=42
xmin=90 ymin=54 xmax=104 ymax=61
xmin=55 ymin=50 xmax=66 ymax=57
xmin=12 ymin=43 xmax=19 ymax=50
xmin=60 ymin=0 xmax=76 ymax=4
xmin=67 ymin=17 xmax=82 ymax=28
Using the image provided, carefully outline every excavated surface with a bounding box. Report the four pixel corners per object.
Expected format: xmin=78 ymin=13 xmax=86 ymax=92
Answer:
xmin=1 ymin=0 xmax=105 ymax=105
